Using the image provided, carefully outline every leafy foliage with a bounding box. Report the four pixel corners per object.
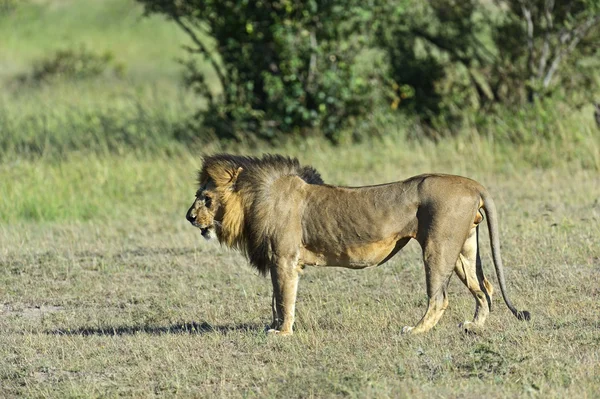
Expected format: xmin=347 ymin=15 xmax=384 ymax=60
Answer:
xmin=492 ymin=0 xmax=600 ymax=103
xmin=0 ymin=0 xmax=17 ymax=14
xmin=376 ymin=0 xmax=600 ymax=131
xmin=137 ymin=0 xmax=377 ymax=142
xmin=136 ymin=0 xmax=599 ymax=139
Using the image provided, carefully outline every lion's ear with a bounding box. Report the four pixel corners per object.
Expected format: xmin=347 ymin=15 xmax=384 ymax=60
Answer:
xmin=228 ymin=167 xmax=243 ymax=186
xmin=206 ymin=165 xmax=242 ymax=188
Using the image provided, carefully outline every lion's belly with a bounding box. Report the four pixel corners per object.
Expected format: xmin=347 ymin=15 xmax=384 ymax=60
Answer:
xmin=301 ymin=236 xmax=399 ymax=269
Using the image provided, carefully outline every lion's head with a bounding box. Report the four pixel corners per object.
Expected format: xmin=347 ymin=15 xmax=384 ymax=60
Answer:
xmin=186 ymin=154 xmax=324 ymax=270
xmin=185 ymin=162 xmax=243 ymax=241
xmin=185 ymin=182 xmax=218 ymax=240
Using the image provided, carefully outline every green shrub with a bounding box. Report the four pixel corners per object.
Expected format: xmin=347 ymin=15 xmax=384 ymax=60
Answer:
xmin=16 ymin=46 xmax=124 ymax=85
xmin=137 ymin=0 xmax=378 ymax=142
xmin=0 ymin=0 xmax=17 ymax=14
xmin=376 ymin=0 xmax=600 ymax=133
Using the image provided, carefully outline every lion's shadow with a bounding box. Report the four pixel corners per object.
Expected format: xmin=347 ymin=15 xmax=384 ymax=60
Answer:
xmin=46 ymin=321 xmax=263 ymax=336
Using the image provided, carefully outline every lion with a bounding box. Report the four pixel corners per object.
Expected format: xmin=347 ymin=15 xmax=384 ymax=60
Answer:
xmin=186 ymin=154 xmax=530 ymax=335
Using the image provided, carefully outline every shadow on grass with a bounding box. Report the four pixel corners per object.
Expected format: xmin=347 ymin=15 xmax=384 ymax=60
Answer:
xmin=46 ymin=321 xmax=264 ymax=336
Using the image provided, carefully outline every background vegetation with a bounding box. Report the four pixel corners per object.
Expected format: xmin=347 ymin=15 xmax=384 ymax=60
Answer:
xmin=0 ymin=0 xmax=599 ymax=397
xmin=134 ymin=0 xmax=600 ymax=141
xmin=1 ymin=0 xmax=599 ymax=158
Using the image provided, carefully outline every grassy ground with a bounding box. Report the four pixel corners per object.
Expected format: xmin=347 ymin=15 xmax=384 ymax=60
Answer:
xmin=1 ymin=144 xmax=600 ymax=397
xmin=1 ymin=0 xmax=600 ymax=397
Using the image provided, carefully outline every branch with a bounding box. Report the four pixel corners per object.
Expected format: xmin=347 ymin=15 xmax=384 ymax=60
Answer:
xmin=173 ymin=15 xmax=229 ymax=100
xmin=543 ymin=15 xmax=600 ymax=88
xmin=410 ymin=28 xmax=471 ymax=65
xmin=410 ymin=28 xmax=497 ymax=104
xmin=518 ymin=0 xmax=536 ymax=77
xmin=306 ymin=31 xmax=318 ymax=92
xmin=472 ymin=35 xmax=498 ymax=65
xmin=537 ymin=0 xmax=554 ymax=79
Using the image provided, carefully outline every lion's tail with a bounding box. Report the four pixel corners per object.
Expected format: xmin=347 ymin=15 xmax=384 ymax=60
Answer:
xmin=480 ymin=191 xmax=531 ymax=321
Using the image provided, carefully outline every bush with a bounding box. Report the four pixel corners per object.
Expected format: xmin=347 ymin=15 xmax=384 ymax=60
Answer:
xmin=375 ymin=0 xmax=600 ymax=133
xmin=137 ymin=0 xmax=378 ymax=142
xmin=0 ymin=0 xmax=17 ymax=14
xmin=16 ymin=46 xmax=124 ymax=85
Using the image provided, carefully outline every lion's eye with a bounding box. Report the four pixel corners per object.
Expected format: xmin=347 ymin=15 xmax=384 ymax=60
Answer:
xmin=204 ymin=197 xmax=212 ymax=208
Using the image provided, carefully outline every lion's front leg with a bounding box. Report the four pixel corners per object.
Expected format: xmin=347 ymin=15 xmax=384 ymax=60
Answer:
xmin=268 ymin=256 xmax=300 ymax=336
xmin=270 ymin=292 xmax=280 ymax=330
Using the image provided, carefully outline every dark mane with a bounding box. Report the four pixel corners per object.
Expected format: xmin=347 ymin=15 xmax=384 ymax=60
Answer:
xmin=199 ymin=153 xmax=324 ymax=187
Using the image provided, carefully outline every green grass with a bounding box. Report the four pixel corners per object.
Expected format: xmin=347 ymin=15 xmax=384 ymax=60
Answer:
xmin=1 ymin=130 xmax=598 ymax=223
xmin=0 ymin=81 xmax=200 ymax=157
xmin=0 ymin=0 xmax=211 ymax=158
xmin=0 ymin=0 xmax=190 ymax=82
xmin=1 ymin=155 xmax=599 ymax=397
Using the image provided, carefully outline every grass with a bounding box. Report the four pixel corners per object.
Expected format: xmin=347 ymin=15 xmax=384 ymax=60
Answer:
xmin=1 ymin=153 xmax=599 ymax=397
xmin=1 ymin=122 xmax=599 ymax=223
xmin=0 ymin=0 xmax=210 ymax=158
xmin=1 ymin=0 xmax=600 ymax=396
xmin=0 ymin=80 xmax=203 ymax=157
xmin=0 ymin=0 xmax=190 ymax=82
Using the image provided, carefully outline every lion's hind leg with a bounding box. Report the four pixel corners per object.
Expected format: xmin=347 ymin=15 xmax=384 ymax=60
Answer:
xmin=402 ymin=241 xmax=460 ymax=335
xmin=454 ymin=226 xmax=493 ymax=332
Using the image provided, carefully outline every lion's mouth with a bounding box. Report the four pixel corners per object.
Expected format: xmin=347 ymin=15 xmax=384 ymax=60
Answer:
xmin=200 ymin=227 xmax=210 ymax=238
xmin=199 ymin=225 xmax=216 ymax=240
xmin=188 ymin=219 xmax=218 ymax=240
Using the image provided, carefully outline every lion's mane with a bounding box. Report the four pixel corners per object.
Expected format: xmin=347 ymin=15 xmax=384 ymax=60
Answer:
xmin=198 ymin=154 xmax=324 ymax=275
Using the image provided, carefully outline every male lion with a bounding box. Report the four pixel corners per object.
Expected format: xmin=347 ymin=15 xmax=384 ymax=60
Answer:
xmin=186 ymin=154 xmax=530 ymax=335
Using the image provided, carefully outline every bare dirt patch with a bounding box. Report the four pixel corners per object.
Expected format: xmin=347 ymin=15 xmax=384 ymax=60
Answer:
xmin=1 ymin=303 xmax=64 ymax=319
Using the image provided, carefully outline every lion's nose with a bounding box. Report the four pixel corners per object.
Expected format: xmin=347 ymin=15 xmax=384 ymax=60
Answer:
xmin=186 ymin=209 xmax=196 ymax=224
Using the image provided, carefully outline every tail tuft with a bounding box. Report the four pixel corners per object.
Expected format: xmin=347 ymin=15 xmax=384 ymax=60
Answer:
xmin=515 ymin=310 xmax=531 ymax=321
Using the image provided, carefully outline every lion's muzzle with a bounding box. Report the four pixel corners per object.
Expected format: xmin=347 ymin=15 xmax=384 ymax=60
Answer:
xmin=186 ymin=204 xmax=213 ymax=239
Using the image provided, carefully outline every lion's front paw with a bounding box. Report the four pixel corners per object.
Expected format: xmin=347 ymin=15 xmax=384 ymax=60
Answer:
xmin=401 ymin=326 xmax=414 ymax=335
xmin=266 ymin=328 xmax=293 ymax=336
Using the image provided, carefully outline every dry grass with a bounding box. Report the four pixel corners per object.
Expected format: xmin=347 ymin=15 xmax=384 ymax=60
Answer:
xmin=1 ymin=152 xmax=599 ymax=398
xmin=2 ymin=1 xmax=599 ymax=396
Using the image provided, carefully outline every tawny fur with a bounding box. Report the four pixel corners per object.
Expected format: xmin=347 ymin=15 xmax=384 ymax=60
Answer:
xmin=186 ymin=154 xmax=529 ymax=335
